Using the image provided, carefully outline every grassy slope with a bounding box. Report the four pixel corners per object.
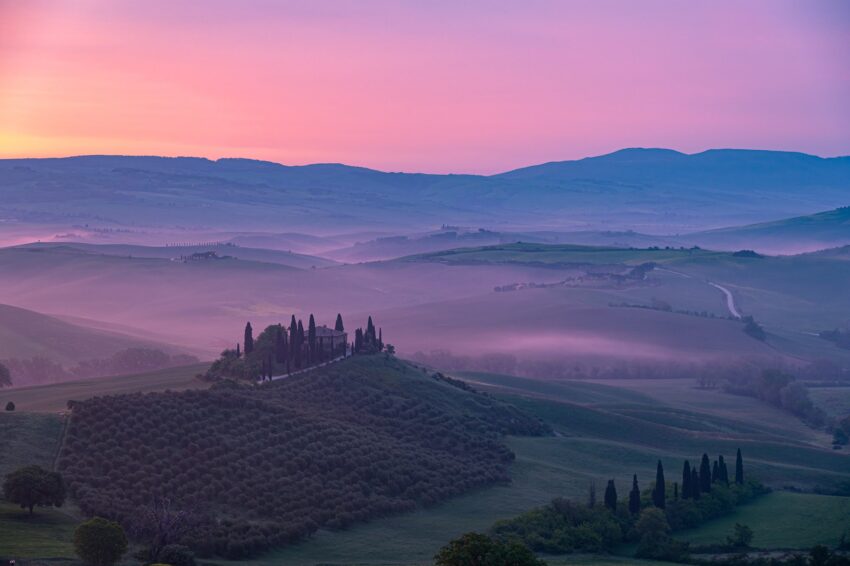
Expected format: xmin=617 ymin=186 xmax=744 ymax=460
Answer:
xmin=679 ymin=492 xmax=850 ymax=549
xmin=2 ymin=362 xmax=210 ymax=413
xmin=0 ymin=503 xmax=78 ymax=560
xmin=255 ymin=370 xmax=849 ymax=566
xmin=807 ymin=387 xmax=850 ymax=419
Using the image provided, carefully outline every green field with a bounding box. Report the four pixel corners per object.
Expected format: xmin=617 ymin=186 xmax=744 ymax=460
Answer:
xmin=679 ymin=492 xmax=850 ymax=549
xmin=407 ymin=242 xmax=723 ymax=267
xmin=0 ymin=502 xmax=77 ymax=561
xmin=1 ymin=362 xmax=210 ymax=413
xmin=0 ymin=412 xmax=64 ymax=478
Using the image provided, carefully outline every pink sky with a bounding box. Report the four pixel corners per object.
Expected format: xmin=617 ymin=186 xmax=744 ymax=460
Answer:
xmin=1 ymin=0 xmax=848 ymax=173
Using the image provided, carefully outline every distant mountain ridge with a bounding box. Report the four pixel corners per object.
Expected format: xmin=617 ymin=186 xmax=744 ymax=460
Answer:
xmin=1 ymin=148 xmax=848 ymax=234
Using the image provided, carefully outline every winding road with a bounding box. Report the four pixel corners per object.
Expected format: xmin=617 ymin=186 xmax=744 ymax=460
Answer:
xmin=708 ymin=282 xmax=742 ymax=319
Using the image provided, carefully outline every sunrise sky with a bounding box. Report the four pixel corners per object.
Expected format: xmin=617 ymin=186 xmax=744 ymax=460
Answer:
xmin=1 ymin=0 xmax=848 ymax=173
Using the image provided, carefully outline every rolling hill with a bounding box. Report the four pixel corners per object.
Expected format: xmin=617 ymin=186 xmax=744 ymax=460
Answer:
xmin=0 ymin=303 xmax=184 ymax=366
xmin=2 ymin=149 xmax=849 ymax=238
xmin=686 ymin=206 xmax=850 ymax=254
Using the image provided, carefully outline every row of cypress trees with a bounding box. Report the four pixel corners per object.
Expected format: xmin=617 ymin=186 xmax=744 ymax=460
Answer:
xmin=600 ymin=448 xmax=745 ymax=514
xmin=238 ymin=313 xmax=383 ymax=379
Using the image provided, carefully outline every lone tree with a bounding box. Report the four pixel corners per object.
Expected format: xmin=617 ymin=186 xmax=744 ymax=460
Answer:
xmin=335 ymin=313 xmax=344 ymax=332
xmin=681 ymin=460 xmax=692 ymax=499
xmin=2 ymin=465 xmax=65 ymax=514
xmin=735 ymin=448 xmax=744 ymax=484
xmin=629 ymin=474 xmax=641 ymax=515
xmin=74 ymin=517 xmax=128 ymax=566
xmin=243 ymin=322 xmax=254 ymax=355
xmin=604 ymin=479 xmax=618 ymax=511
xmin=652 ymin=460 xmax=666 ymax=509
xmin=699 ymin=453 xmax=712 ymax=493
xmin=5 ymin=401 xmax=14 ymax=412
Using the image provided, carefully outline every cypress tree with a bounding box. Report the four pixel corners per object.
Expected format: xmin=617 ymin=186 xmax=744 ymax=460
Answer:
xmin=735 ymin=448 xmax=744 ymax=485
xmin=628 ymin=474 xmax=640 ymax=515
xmin=691 ymin=469 xmax=701 ymax=500
xmin=700 ymin=453 xmax=712 ymax=493
xmin=378 ymin=328 xmax=383 ymax=351
xmin=366 ymin=316 xmax=376 ymax=345
xmin=244 ymin=322 xmax=254 ymax=355
xmin=308 ymin=314 xmax=317 ymax=351
xmin=236 ymin=343 xmax=241 ymax=359
xmin=335 ymin=313 xmax=344 ymax=332
xmin=712 ymin=460 xmax=720 ymax=484
xmin=604 ymin=479 xmax=617 ymax=512
xmin=289 ymin=316 xmax=298 ymax=357
xmin=587 ymin=480 xmax=596 ymax=508
xmin=673 ymin=482 xmax=679 ymax=501
xmin=719 ymin=455 xmax=729 ymax=485
xmin=296 ymin=320 xmax=305 ymax=369
xmin=652 ymin=460 xmax=666 ymax=509
xmin=682 ymin=460 xmax=692 ymax=500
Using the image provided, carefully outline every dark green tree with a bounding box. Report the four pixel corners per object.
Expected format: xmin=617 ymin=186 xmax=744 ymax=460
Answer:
xmin=366 ymin=316 xmax=376 ymax=345
xmin=74 ymin=517 xmax=128 ymax=566
xmin=434 ymin=532 xmax=544 ymax=566
xmin=243 ymin=322 xmax=254 ymax=355
xmin=289 ymin=315 xmax=298 ymax=358
xmin=699 ymin=453 xmax=712 ymax=493
xmin=681 ymin=461 xmax=692 ymax=499
xmin=719 ymin=455 xmax=729 ymax=485
xmin=726 ymin=523 xmax=753 ymax=548
xmin=712 ymin=460 xmax=720 ymax=483
xmin=604 ymin=479 xmax=617 ymax=511
xmin=308 ymin=314 xmax=317 ymax=358
xmin=652 ymin=460 xmax=666 ymax=509
xmin=673 ymin=482 xmax=678 ymax=501
xmin=5 ymin=401 xmax=14 ymax=411
xmin=629 ymin=474 xmax=641 ymax=515
xmin=335 ymin=313 xmax=344 ymax=332
xmin=735 ymin=448 xmax=744 ymax=484
xmin=274 ymin=324 xmax=287 ymax=364
xmin=2 ymin=465 xmax=65 ymax=514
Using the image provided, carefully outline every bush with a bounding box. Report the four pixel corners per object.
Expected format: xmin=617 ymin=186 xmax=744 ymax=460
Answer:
xmin=4 ymin=401 xmax=13 ymax=411
xmin=74 ymin=517 xmax=128 ymax=566
xmin=726 ymin=523 xmax=753 ymax=549
xmin=156 ymin=544 xmax=196 ymax=566
xmin=434 ymin=532 xmax=545 ymax=566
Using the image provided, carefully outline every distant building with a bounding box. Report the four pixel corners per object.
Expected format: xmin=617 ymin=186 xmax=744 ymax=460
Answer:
xmin=314 ymin=325 xmax=347 ymax=357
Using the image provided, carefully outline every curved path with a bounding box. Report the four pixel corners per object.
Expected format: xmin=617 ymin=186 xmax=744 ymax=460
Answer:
xmin=708 ymin=282 xmax=741 ymax=319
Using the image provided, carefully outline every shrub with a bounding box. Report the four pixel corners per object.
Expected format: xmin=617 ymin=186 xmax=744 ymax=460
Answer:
xmin=74 ymin=517 xmax=128 ymax=566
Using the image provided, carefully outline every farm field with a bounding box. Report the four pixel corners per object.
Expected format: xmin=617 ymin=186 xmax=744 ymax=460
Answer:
xmin=678 ymin=491 xmax=850 ymax=549
xmin=1 ymin=362 xmax=210 ymax=413
xmin=0 ymin=412 xmax=63 ymax=478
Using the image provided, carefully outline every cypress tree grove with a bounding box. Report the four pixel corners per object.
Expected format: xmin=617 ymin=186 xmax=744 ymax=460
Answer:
xmin=735 ymin=448 xmax=744 ymax=484
xmin=335 ymin=313 xmax=344 ymax=332
xmin=719 ymin=455 xmax=729 ymax=485
xmin=682 ymin=460 xmax=692 ymax=500
xmin=652 ymin=460 xmax=666 ymax=509
xmin=700 ymin=453 xmax=712 ymax=493
xmin=244 ymin=322 xmax=254 ymax=355
xmin=691 ymin=469 xmax=701 ymax=500
xmin=628 ymin=474 xmax=641 ymax=515
xmin=604 ymin=479 xmax=617 ymax=511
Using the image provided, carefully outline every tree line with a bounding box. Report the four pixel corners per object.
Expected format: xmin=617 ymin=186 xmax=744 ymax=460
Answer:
xmin=449 ymin=449 xmax=768 ymax=564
